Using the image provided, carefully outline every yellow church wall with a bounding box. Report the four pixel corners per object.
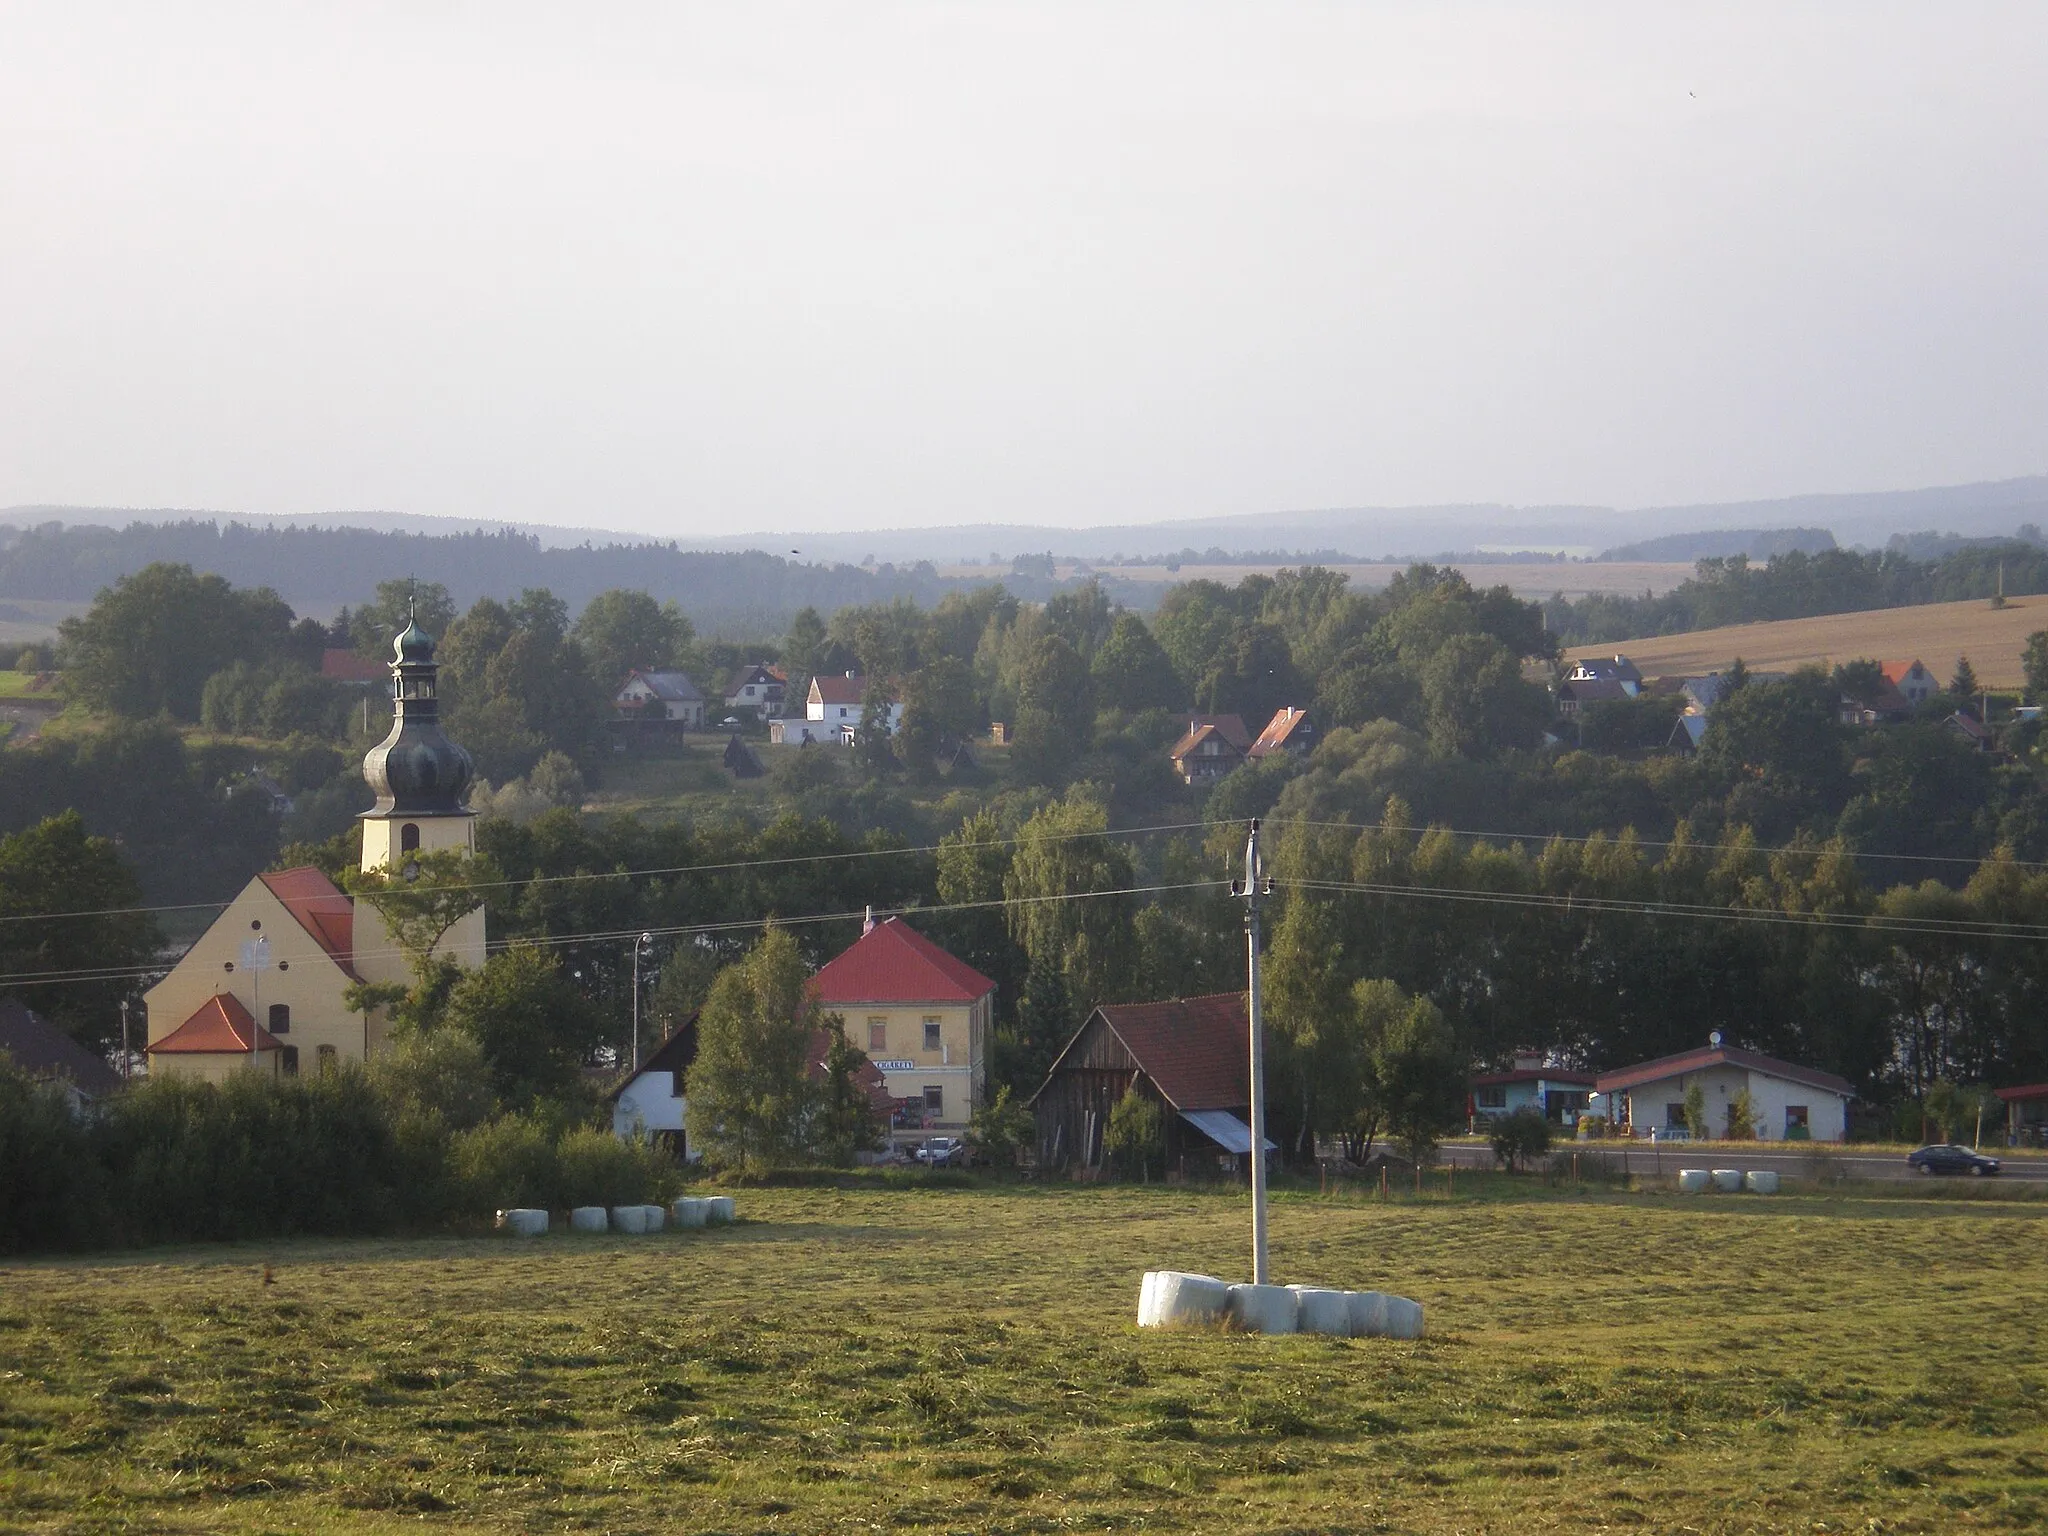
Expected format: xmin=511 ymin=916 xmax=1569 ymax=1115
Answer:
xmin=144 ymin=881 xmax=371 ymax=1080
xmin=360 ymin=812 xmax=476 ymax=873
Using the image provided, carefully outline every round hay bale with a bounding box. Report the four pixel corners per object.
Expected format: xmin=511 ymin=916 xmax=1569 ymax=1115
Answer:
xmin=1289 ymin=1286 xmax=1352 ymax=1337
xmin=1381 ymin=1295 xmax=1425 ymax=1340
xmin=1145 ymin=1271 xmax=1230 ymax=1329
xmin=1676 ymin=1168 xmax=1711 ymax=1194
xmin=706 ymin=1195 xmax=737 ymax=1224
xmin=1743 ymin=1169 xmax=1780 ymax=1194
xmin=497 ymin=1207 xmax=548 ymax=1237
xmin=670 ymin=1197 xmax=709 ymax=1228
xmin=1137 ymin=1272 xmax=1162 ymax=1328
xmin=638 ymin=1203 xmax=666 ymax=1230
xmin=1227 ymin=1283 xmax=1299 ymax=1335
xmin=610 ymin=1205 xmax=649 ymax=1234
xmin=1346 ymin=1290 xmax=1390 ymax=1337
xmin=1711 ymin=1168 xmax=1743 ymax=1193
xmin=570 ymin=1205 xmax=609 ymax=1233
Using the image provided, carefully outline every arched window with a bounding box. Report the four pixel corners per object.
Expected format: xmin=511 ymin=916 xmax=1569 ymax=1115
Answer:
xmin=268 ymin=1003 xmax=290 ymax=1035
xmin=400 ymin=823 xmax=420 ymax=853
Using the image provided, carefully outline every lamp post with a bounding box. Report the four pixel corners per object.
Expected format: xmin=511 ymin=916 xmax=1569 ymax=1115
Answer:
xmin=1232 ymin=818 xmax=1274 ymax=1285
xmin=631 ymin=931 xmax=654 ymax=1072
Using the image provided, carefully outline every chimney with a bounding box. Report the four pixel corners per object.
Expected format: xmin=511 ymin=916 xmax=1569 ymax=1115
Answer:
xmin=863 ymin=905 xmax=875 ymax=933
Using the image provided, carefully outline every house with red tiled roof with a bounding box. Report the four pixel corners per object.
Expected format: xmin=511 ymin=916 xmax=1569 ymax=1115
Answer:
xmin=812 ymin=914 xmax=994 ymax=1140
xmin=144 ymin=616 xmax=485 ymax=1082
xmin=1168 ymin=718 xmax=1249 ymax=783
xmin=1029 ymin=993 xmax=1276 ymax=1173
xmin=1879 ymin=659 xmax=1940 ymax=705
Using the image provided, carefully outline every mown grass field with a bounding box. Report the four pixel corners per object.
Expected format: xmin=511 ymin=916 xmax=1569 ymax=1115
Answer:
xmin=4 ymin=1182 xmax=2046 ymax=1534
xmin=1565 ymin=595 xmax=2048 ymax=687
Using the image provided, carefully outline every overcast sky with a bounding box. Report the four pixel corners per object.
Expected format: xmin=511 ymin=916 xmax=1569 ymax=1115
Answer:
xmin=2 ymin=2 xmax=2044 ymax=537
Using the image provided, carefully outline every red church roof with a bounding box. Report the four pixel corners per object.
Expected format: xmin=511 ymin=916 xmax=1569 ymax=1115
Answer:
xmin=258 ymin=867 xmax=361 ymax=981
xmin=320 ymin=648 xmax=387 ymax=684
xmin=812 ymin=917 xmax=995 ymax=1005
xmin=151 ymin=993 xmax=281 ymax=1055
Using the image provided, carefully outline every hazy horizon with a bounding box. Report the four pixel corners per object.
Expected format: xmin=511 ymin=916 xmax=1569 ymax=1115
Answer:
xmin=4 ymin=3 xmax=2045 ymax=538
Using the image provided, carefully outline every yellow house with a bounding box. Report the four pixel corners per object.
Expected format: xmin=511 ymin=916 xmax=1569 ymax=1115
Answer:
xmin=812 ymin=915 xmax=995 ymax=1139
xmin=146 ymin=614 xmax=484 ymax=1080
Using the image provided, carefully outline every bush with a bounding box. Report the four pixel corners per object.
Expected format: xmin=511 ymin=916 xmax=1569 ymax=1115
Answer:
xmin=451 ymin=1116 xmax=562 ymax=1210
xmin=557 ymin=1126 xmax=675 ymax=1207
xmin=1489 ymin=1108 xmax=1552 ymax=1173
xmin=0 ymin=1059 xmax=104 ymax=1253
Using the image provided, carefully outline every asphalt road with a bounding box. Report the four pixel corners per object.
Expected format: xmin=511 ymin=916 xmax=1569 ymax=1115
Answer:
xmin=1439 ymin=1140 xmax=2048 ymax=1182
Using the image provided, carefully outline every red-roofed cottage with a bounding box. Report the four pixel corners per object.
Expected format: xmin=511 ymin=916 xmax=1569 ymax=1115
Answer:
xmin=1595 ymin=1041 xmax=1853 ymax=1141
xmin=144 ymin=617 xmax=485 ymax=1081
xmin=812 ymin=915 xmax=994 ymax=1139
xmin=1029 ymin=993 xmax=1276 ymax=1174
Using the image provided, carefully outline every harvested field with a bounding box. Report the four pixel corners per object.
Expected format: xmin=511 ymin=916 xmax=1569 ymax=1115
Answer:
xmin=1568 ymin=596 xmax=2048 ymax=687
xmin=3 ymin=1182 xmax=2046 ymax=1533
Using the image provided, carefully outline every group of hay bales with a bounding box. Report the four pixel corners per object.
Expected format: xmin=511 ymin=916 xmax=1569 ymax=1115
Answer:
xmin=1138 ymin=1271 xmax=1424 ymax=1338
xmin=496 ymin=1196 xmax=737 ymax=1236
xmin=1676 ymin=1168 xmax=1779 ymax=1194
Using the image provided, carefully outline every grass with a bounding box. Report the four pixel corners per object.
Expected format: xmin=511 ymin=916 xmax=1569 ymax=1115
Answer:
xmin=4 ymin=1183 xmax=2047 ymax=1533
xmin=0 ymin=671 xmax=60 ymax=700
xmin=1563 ymin=594 xmax=2048 ymax=687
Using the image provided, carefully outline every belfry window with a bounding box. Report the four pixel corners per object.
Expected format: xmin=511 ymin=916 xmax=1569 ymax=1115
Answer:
xmin=401 ymin=823 xmax=421 ymax=853
xmin=268 ymin=1004 xmax=290 ymax=1035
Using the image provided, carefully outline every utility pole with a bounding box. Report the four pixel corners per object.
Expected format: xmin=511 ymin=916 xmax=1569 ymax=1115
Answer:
xmin=1233 ymin=818 xmax=1274 ymax=1285
xmin=119 ymin=998 xmax=131 ymax=1080
xmin=631 ymin=931 xmax=654 ymax=1072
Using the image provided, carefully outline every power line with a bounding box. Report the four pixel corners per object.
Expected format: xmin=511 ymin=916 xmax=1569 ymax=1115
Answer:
xmin=0 ymin=879 xmax=1224 ymax=991
xmin=0 ymin=815 xmax=1231 ymax=928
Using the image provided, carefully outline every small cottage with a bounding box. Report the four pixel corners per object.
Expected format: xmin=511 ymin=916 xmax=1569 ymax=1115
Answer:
xmin=1596 ymin=1040 xmax=1852 ymax=1141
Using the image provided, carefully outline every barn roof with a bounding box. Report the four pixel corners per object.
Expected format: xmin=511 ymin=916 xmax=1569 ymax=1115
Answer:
xmin=150 ymin=993 xmax=281 ymax=1055
xmin=1035 ymin=993 xmax=1250 ymax=1112
xmin=812 ymin=917 xmax=995 ymax=1005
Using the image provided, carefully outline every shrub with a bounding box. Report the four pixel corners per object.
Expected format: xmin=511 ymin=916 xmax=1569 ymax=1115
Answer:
xmin=451 ymin=1116 xmax=561 ymax=1211
xmin=557 ymin=1126 xmax=675 ymax=1207
xmin=0 ymin=1058 xmax=105 ymax=1253
xmin=1489 ymin=1107 xmax=1552 ymax=1173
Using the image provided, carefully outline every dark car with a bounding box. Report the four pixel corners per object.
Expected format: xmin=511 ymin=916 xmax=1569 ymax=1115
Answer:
xmin=1906 ymin=1143 xmax=2002 ymax=1176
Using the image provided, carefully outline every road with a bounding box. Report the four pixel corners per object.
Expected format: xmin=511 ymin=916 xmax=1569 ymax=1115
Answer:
xmin=1439 ymin=1140 xmax=2048 ymax=1183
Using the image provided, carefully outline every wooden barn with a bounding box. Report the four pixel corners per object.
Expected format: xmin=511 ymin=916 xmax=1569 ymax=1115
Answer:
xmin=1029 ymin=993 xmax=1274 ymax=1175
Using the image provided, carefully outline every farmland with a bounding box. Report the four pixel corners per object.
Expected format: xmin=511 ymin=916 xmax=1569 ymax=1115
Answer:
xmin=1565 ymin=596 xmax=2048 ymax=687
xmin=940 ymin=560 xmax=1699 ymax=603
xmin=4 ymin=1182 xmax=2046 ymax=1533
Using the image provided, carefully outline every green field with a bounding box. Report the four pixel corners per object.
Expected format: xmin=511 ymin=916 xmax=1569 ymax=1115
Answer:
xmin=4 ymin=1183 xmax=2046 ymax=1533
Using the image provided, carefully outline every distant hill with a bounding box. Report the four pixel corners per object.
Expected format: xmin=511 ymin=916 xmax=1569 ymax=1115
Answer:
xmin=1599 ymin=527 xmax=1837 ymax=562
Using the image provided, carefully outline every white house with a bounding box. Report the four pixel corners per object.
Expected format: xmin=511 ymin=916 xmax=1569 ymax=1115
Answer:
xmin=615 ymin=670 xmax=705 ymax=726
xmin=1596 ymin=1040 xmax=1853 ymax=1141
xmin=610 ymin=1017 xmax=698 ymax=1159
xmin=790 ymin=673 xmax=902 ymax=741
xmin=724 ymin=663 xmax=786 ymax=715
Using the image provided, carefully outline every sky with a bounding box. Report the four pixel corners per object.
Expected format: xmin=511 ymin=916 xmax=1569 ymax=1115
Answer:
xmin=2 ymin=2 xmax=2045 ymax=538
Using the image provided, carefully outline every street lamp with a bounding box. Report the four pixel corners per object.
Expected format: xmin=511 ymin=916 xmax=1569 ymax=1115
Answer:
xmin=631 ymin=931 xmax=654 ymax=1072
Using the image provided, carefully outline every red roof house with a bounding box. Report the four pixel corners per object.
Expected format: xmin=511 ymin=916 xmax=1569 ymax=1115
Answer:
xmin=813 ymin=916 xmax=995 ymax=1006
xmin=1248 ymin=706 xmax=1317 ymax=759
xmin=321 ymin=648 xmax=388 ymax=685
xmin=257 ymin=867 xmax=361 ymax=981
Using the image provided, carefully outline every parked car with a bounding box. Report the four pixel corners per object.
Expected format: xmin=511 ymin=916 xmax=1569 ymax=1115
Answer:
xmin=915 ymin=1136 xmax=965 ymax=1167
xmin=1905 ymin=1143 xmax=2002 ymax=1176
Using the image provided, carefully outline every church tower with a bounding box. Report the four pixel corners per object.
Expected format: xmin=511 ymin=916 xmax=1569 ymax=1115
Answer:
xmin=360 ymin=612 xmax=478 ymax=873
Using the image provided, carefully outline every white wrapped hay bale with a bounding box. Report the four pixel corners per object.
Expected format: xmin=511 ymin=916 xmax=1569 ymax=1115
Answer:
xmin=670 ymin=1197 xmax=709 ymax=1228
xmin=1744 ymin=1170 xmax=1780 ymax=1194
xmin=570 ymin=1205 xmax=609 ymax=1233
xmin=1346 ymin=1290 xmax=1390 ymax=1338
xmin=706 ymin=1195 xmax=737 ymax=1224
xmin=1289 ymin=1286 xmax=1352 ymax=1337
xmin=1676 ymin=1168 xmax=1711 ymax=1194
xmin=1142 ymin=1271 xmax=1230 ymax=1329
xmin=496 ymin=1208 xmax=548 ymax=1236
xmin=1227 ymin=1283 xmax=1300 ymax=1335
xmin=610 ymin=1205 xmax=650 ymax=1234
xmin=1381 ymin=1295 xmax=1425 ymax=1340
xmin=638 ymin=1203 xmax=666 ymax=1230
xmin=1712 ymin=1169 xmax=1744 ymax=1193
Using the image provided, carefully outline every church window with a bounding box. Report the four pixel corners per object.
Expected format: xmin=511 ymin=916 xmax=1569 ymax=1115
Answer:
xmin=401 ymin=823 xmax=421 ymax=853
xmin=250 ymin=919 xmax=262 ymax=930
xmin=280 ymin=1046 xmax=300 ymax=1077
xmin=268 ymin=1004 xmax=290 ymax=1035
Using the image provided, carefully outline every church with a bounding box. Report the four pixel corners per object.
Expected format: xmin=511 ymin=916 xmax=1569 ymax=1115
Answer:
xmin=144 ymin=615 xmax=486 ymax=1081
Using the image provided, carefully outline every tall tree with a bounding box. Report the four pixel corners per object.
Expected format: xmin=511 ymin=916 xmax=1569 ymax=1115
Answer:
xmin=1090 ymin=613 xmax=1183 ymax=713
xmin=684 ymin=925 xmax=821 ymax=1170
xmin=0 ymin=813 xmax=159 ymax=1051
xmin=60 ymin=563 xmax=296 ymax=721
xmin=441 ymin=943 xmax=608 ymax=1109
xmin=574 ymin=589 xmax=692 ymax=688
xmin=1011 ymin=634 xmax=1093 ymax=784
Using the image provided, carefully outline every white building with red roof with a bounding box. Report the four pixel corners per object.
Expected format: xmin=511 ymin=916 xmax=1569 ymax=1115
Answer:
xmin=144 ymin=616 xmax=485 ymax=1082
xmin=812 ymin=915 xmax=994 ymax=1138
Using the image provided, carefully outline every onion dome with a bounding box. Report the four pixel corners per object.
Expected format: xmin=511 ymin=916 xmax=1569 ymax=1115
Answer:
xmin=362 ymin=619 xmax=475 ymax=818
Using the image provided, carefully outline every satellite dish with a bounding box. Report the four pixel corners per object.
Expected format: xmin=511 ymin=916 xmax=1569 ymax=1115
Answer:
xmin=1709 ymin=1030 xmax=1724 ymax=1048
